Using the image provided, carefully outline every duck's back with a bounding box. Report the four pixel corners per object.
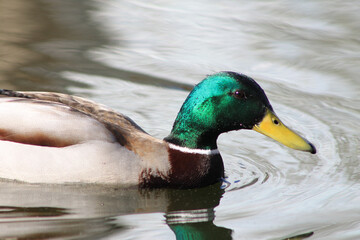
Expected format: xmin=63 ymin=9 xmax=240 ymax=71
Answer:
xmin=0 ymin=90 xmax=169 ymax=185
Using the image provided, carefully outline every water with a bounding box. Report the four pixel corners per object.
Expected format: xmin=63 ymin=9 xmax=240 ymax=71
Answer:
xmin=0 ymin=0 xmax=359 ymax=239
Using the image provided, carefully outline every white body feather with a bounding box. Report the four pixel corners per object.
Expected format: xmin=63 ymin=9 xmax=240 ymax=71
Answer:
xmin=0 ymin=98 xmax=147 ymax=184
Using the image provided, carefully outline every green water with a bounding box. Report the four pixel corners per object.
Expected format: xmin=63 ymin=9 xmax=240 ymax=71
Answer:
xmin=0 ymin=0 xmax=359 ymax=239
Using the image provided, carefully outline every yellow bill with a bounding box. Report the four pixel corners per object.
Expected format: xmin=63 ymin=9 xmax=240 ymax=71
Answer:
xmin=253 ymin=109 xmax=316 ymax=154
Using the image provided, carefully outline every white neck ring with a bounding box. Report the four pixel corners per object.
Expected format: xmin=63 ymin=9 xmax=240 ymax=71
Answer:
xmin=168 ymin=143 xmax=220 ymax=155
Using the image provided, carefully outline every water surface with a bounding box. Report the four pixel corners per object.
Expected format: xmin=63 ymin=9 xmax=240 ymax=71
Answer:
xmin=0 ymin=0 xmax=359 ymax=239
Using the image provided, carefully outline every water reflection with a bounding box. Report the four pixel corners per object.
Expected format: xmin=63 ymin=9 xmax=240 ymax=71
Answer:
xmin=164 ymin=185 xmax=232 ymax=239
xmin=169 ymin=222 xmax=232 ymax=240
xmin=0 ymin=206 xmax=68 ymax=218
xmin=0 ymin=183 xmax=316 ymax=240
xmin=0 ymin=182 xmax=230 ymax=239
xmin=0 ymin=215 xmax=122 ymax=239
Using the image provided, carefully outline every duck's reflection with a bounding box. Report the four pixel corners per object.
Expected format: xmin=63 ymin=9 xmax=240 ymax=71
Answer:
xmin=169 ymin=221 xmax=232 ymax=240
xmin=163 ymin=184 xmax=232 ymax=240
xmin=0 ymin=182 xmax=231 ymax=239
xmin=166 ymin=207 xmax=232 ymax=240
xmin=0 ymin=181 xmax=318 ymax=240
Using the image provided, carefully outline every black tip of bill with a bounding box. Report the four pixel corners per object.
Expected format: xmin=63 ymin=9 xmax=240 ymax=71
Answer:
xmin=308 ymin=142 xmax=317 ymax=154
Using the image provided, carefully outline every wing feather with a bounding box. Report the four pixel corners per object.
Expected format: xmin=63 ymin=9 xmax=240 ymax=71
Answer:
xmin=0 ymin=90 xmax=149 ymax=148
xmin=0 ymin=97 xmax=116 ymax=147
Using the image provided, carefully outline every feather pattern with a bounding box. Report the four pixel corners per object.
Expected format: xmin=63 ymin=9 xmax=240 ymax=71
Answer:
xmin=0 ymin=91 xmax=170 ymax=185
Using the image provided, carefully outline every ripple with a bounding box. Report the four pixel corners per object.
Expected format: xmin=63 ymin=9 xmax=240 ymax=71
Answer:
xmin=165 ymin=208 xmax=215 ymax=224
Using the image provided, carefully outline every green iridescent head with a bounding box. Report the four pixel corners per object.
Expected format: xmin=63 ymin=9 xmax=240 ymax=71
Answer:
xmin=165 ymin=71 xmax=316 ymax=154
xmin=165 ymin=71 xmax=272 ymax=149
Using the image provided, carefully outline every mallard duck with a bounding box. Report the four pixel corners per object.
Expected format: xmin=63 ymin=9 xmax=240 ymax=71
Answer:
xmin=0 ymin=71 xmax=315 ymax=188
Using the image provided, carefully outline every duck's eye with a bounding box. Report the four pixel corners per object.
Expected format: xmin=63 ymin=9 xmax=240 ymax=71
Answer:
xmin=233 ymin=90 xmax=246 ymax=99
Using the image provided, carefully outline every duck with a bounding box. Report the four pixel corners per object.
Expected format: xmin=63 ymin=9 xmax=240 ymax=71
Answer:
xmin=0 ymin=71 xmax=316 ymax=188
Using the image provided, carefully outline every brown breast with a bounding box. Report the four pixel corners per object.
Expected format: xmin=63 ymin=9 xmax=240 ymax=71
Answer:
xmin=139 ymin=146 xmax=224 ymax=189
